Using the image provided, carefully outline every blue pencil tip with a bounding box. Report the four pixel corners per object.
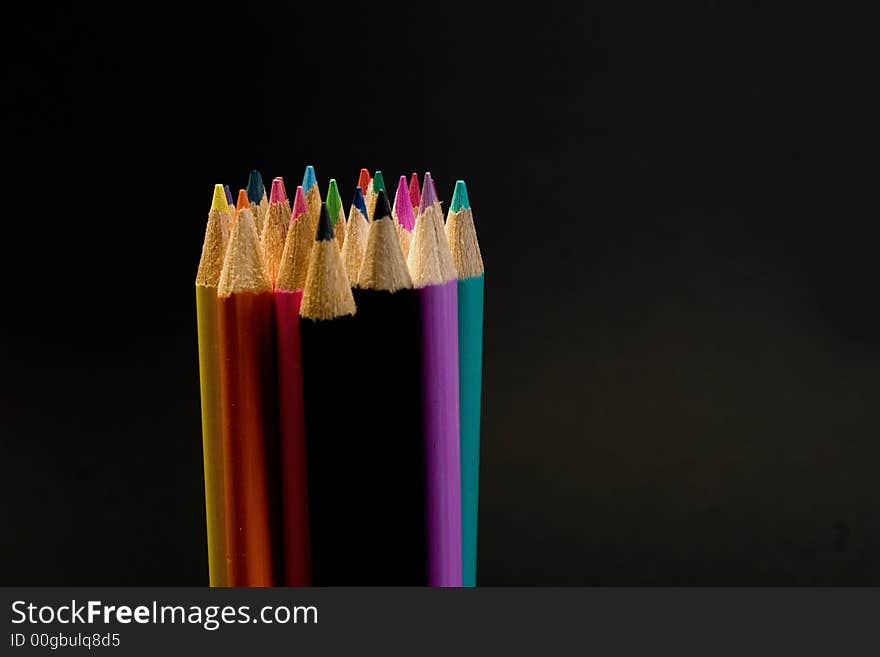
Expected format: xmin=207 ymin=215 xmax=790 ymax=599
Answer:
xmin=302 ymin=165 xmax=317 ymax=191
xmin=246 ymin=170 xmax=265 ymax=204
xmin=353 ymin=186 xmax=369 ymax=220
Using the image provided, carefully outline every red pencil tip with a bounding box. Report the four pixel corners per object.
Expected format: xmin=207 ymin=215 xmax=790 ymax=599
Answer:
xmin=270 ymin=177 xmax=286 ymax=204
xmin=358 ymin=168 xmax=372 ymax=193
xmin=409 ymin=172 xmax=421 ymax=208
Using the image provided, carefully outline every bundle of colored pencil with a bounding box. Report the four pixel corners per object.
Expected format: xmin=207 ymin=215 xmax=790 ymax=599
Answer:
xmin=195 ymin=167 xmax=484 ymax=587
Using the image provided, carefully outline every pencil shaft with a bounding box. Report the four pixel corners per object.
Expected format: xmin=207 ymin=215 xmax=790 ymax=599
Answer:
xmin=301 ymin=315 xmax=358 ymax=585
xmin=418 ymin=282 xmax=462 ymax=586
xmin=457 ymin=275 xmax=484 ymax=587
xmin=274 ymin=290 xmax=311 ymax=586
xmin=196 ymin=284 xmax=227 ymax=587
xmin=353 ymin=288 xmax=427 ymax=584
xmin=218 ymin=291 xmax=280 ymax=586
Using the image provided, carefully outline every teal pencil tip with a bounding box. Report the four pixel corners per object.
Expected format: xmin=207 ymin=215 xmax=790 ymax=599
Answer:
xmin=302 ymin=165 xmax=317 ymax=191
xmin=450 ymin=180 xmax=470 ymax=212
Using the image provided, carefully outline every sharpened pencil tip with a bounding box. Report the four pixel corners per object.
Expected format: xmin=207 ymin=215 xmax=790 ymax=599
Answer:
xmin=247 ymin=170 xmax=265 ymax=204
xmin=302 ymin=165 xmax=317 ymax=191
xmin=211 ymin=184 xmax=229 ymax=213
xmin=316 ymin=203 xmax=334 ymax=241
xmin=224 ymin=185 xmax=234 ymax=207
xmin=292 ymin=185 xmax=308 ymax=220
xmin=372 ymin=170 xmax=386 ymax=195
xmin=419 ymin=171 xmax=437 ymax=213
xmin=394 ymin=177 xmax=416 ymax=230
xmin=358 ymin=168 xmax=371 ymax=193
xmin=326 ymin=179 xmax=343 ymax=226
xmin=375 ymin=189 xmax=392 ymax=221
xmin=270 ymin=177 xmax=286 ymax=205
xmin=450 ymin=180 xmax=470 ymax=212
xmin=409 ymin=173 xmax=421 ymax=208
xmin=236 ymin=189 xmax=249 ymax=212
xmin=353 ymin=186 xmax=369 ymax=220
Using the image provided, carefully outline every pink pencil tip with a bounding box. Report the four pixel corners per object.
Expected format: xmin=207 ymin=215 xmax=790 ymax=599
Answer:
xmin=419 ymin=171 xmax=437 ymax=213
xmin=291 ymin=185 xmax=308 ymax=220
xmin=394 ymin=176 xmax=415 ymax=230
xmin=270 ymin=177 xmax=286 ymax=205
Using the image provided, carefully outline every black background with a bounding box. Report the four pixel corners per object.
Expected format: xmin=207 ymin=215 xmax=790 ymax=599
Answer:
xmin=2 ymin=3 xmax=877 ymax=584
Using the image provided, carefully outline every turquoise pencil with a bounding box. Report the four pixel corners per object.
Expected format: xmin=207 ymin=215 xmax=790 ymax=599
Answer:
xmin=445 ymin=180 xmax=484 ymax=587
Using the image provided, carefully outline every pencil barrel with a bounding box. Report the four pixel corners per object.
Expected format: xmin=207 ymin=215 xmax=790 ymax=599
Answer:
xmin=457 ymin=275 xmax=484 ymax=587
xmin=418 ymin=282 xmax=462 ymax=586
xmin=218 ymin=291 xmax=280 ymax=586
xmin=274 ymin=290 xmax=311 ymax=586
xmin=196 ymin=285 xmax=227 ymax=587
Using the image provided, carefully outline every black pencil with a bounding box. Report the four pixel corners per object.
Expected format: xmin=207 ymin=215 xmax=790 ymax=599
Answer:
xmin=353 ymin=189 xmax=426 ymax=584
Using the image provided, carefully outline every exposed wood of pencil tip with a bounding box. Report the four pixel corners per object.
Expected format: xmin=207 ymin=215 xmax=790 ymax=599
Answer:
xmin=357 ymin=191 xmax=413 ymax=292
xmin=300 ymin=209 xmax=356 ymax=320
xmin=196 ymin=204 xmax=229 ymax=288
xmin=217 ymin=208 xmax=272 ymax=297
xmin=341 ymin=202 xmax=370 ymax=285
xmin=261 ymin=198 xmax=291 ymax=286
xmin=275 ymin=204 xmax=313 ymax=292
xmin=445 ymin=206 xmax=484 ymax=279
xmin=407 ymin=202 xmax=457 ymax=288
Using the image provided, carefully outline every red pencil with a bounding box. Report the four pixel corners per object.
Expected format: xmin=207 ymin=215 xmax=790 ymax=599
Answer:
xmin=273 ymin=185 xmax=312 ymax=585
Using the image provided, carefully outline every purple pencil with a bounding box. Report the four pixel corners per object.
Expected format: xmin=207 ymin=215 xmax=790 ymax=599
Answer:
xmin=407 ymin=172 xmax=462 ymax=586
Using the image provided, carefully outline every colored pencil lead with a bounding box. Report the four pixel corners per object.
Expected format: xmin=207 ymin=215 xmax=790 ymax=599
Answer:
xmin=236 ymin=189 xmax=250 ymax=212
xmin=291 ymin=185 xmax=308 ymax=224
xmin=247 ymin=170 xmax=266 ymax=205
xmin=270 ymin=177 xmax=286 ymax=205
xmin=326 ymin=179 xmax=343 ymax=227
xmin=394 ymin=175 xmax=416 ymax=231
xmin=224 ymin=185 xmax=235 ymax=208
xmin=372 ymin=170 xmax=387 ymax=196
xmin=353 ymin=185 xmax=368 ymax=221
xmin=316 ymin=203 xmax=334 ymax=241
xmin=409 ymin=173 xmax=421 ymax=209
xmin=302 ymin=165 xmax=317 ymax=191
xmin=419 ymin=171 xmax=438 ymax=214
xmin=450 ymin=180 xmax=470 ymax=213
xmin=358 ymin=168 xmax=372 ymax=194
xmin=212 ymin=183 xmax=230 ymax=214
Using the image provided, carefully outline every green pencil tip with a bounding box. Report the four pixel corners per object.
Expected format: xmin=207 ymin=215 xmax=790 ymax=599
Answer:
xmin=372 ymin=170 xmax=386 ymax=195
xmin=450 ymin=180 xmax=470 ymax=212
xmin=326 ymin=179 xmax=343 ymax=227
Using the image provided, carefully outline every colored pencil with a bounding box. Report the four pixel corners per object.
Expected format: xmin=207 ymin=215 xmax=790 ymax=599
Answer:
xmin=247 ymin=169 xmax=268 ymax=235
xmin=196 ymin=184 xmax=232 ymax=587
xmin=392 ymin=175 xmax=416 ymax=260
xmin=223 ymin=185 xmax=235 ymax=232
xmin=273 ymin=185 xmax=313 ymax=586
xmin=358 ymin=168 xmax=373 ymax=218
xmin=340 ymin=185 xmax=370 ymax=284
xmin=261 ymin=177 xmax=291 ymax=286
xmin=408 ymin=172 xmax=421 ymax=217
xmin=300 ymin=204 xmax=357 ymax=584
xmin=371 ymin=169 xmax=387 ymax=199
xmin=445 ymin=180 xmax=484 ymax=587
xmin=325 ymin=178 xmax=346 ymax=250
xmin=353 ymin=189 xmax=426 ymax=583
xmin=235 ymin=188 xmax=249 ymax=215
xmin=217 ymin=207 xmax=280 ymax=586
xmin=407 ymin=172 xmax=462 ymax=586
xmin=302 ymin=165 xmax=321 ymax=243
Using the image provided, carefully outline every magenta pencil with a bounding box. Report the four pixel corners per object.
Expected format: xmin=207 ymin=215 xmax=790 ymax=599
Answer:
xmin=407 ymin=172 xmax=462 ymax=586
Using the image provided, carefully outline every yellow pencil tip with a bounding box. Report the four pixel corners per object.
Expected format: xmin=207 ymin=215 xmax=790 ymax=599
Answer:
xmin=211 ymin=184 xmax=229 ymax=213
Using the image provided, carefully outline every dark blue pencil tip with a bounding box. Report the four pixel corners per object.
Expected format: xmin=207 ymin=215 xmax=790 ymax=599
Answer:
xmin=353 ymin=186 xmax=369 ymax=221
xmin=224 ymin=185 xmax=234 ymax=207
xmin=246 ymin=170 xmax=265 ymax=203
xmin=316 ymin=203 xmax=334 ymax=241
